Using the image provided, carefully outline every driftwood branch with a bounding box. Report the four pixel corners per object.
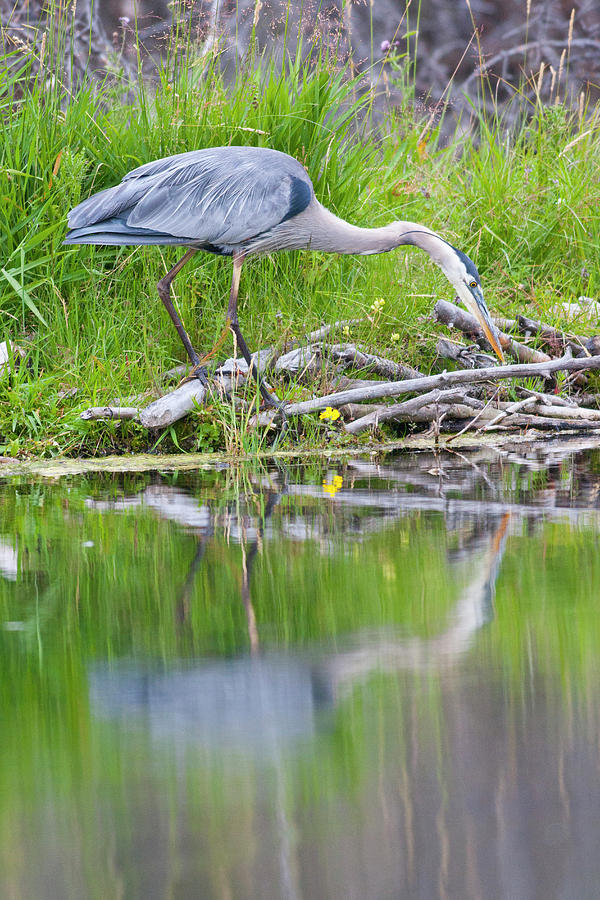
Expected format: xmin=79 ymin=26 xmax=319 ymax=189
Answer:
xmin=346 ymin=387 xmax=600 ymax=436
xmin=515 ymin=314 xmax=589 ymax=356
xmin=434 ymin=299 xmax=551 ymax=365
xmin=474 ymin=396 xmax=538 ymax=431
xmin=436 ymin=338 xmax=497 ymax=369
xmin=321 ymin=344 xmax=423 ymax=381
xmin=80 ymin=406 xmax=140 ymax=422
xmin=274 ymin=346 xmax=319 ymax=378
xmin=344 ymin=389 xmax=466 ymax=434
xmin=339 ymin=402 xmax=386 ymax=420
xmin=515 ymin=386 xmax=577 ymax=408
xmin=478 ymin=411 xmax=600 ymax=432
xmin=284 ymin=354 xmax=600 ymax=417
xmin=523 ymin=403 xmax=600 ymax=421
xmin=139 ymin=380 xmax=207 ymax=428
xmin=385 ymin=403 xmax=600 ymax=434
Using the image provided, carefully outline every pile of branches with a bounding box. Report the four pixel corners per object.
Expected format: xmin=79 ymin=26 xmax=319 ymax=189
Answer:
xmin=81 ymin=299 xmax=600 ymax=441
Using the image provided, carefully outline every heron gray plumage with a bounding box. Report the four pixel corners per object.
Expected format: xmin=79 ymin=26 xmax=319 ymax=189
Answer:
xmin=65 ymin=145 xmax=504 ymax=402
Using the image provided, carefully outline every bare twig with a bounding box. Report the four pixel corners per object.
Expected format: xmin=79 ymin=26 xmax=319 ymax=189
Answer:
xmin=80 ymin=406 xmax=140 ymax=422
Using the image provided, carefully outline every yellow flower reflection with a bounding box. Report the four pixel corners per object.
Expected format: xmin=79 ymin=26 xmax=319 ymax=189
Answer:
xmin=322 ymin=475 xmax=343 ymax=497
xmin=319 ymin=406 xmax=341 ymax=422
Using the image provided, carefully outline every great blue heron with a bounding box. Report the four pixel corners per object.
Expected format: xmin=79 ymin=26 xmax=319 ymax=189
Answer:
xmin=65 ymin=146 xmax=504 ymax=403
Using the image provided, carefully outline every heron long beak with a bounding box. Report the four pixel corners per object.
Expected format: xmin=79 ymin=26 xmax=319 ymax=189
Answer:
xmin=462 ymin=288 xmax=504 ymax=363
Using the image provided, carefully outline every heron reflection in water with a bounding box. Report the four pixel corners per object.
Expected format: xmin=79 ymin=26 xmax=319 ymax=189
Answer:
xmin=88 ymin=482 xmax=510 ymax=753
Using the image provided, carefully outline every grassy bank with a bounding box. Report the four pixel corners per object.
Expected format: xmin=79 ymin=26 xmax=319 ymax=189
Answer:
xmin=1 ymin=12 xmax=599 ymax=457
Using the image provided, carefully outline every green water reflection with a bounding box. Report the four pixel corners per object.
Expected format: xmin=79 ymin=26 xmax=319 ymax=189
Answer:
xmin=1 ymin=442 xmax=600 ymax=899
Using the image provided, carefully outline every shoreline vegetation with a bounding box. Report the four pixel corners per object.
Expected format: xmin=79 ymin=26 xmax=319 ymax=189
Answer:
xmin=1 ymin=1 xmax=599 ymax=459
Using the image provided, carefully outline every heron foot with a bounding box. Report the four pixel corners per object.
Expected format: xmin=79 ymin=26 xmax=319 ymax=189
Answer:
xmin=189 ymin=364 xmax=209 ymax=384
xmin=179 ymin=364 xmax=209 ymax=387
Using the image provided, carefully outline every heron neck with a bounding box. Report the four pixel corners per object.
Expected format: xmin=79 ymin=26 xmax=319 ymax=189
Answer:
xmin=299 ymin=203 xmax=442 ymax=257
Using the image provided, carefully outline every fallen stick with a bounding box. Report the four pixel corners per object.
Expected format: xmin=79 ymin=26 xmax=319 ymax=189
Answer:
xmin=344 ymin=389 xmax=467 ymax=434
xmin=436 ymin=337 xmax=496 ymax=369
xmin=140 ymin=369 xmax=277 ymax=428
xmin=339 ymin=402 xmax=386 ymax=420
xmin=139 ymin=379 xmax=207 ymax=428
xmin=405 ymin=404 xmax=600 ymax=433
xmin=434 ymin=299 xmax=551 ymax=365
xmin=523 ymin=402 xmax=600 ymax=421
xmin=283 ymin=353 xmax=600 ymax=418
xmin=445 ymin=391 xmax=503 ymax=441
xmin=516 ymin=314 xmax=589 ymax=355
xmin=331 ymin=376 xmax=385 ymax=391
xmin=434 ymin=298 xmax=486 ymax=339
xmin=322 ymin=344 xmax=423 ymax=381
xmin=482 ymin=412 xmax=600 ymax=432
xmin=274 ymin=345 xmax=319 ymax=377
xmin=515 ymin=386 xmax=577 ymax=407
xmin=477 ymin=396 xmax=538 ymax=431
xmin=493 ymin=316 xmax=518 ymax=333
xmin=80 ymin=406 xmax=140 ymax=422
xmin=161 ymin=343 xmax=280 ymax=384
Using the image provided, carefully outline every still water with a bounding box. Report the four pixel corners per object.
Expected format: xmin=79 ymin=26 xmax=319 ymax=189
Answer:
xmin=1 ymin=441 xmax=600 ymax=899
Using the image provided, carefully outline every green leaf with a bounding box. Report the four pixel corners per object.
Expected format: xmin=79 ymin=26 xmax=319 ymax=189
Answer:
xmin=0 ymin=268 xmax=48 ymax=326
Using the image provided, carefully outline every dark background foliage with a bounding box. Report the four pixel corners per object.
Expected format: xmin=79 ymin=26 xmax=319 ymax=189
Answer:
xmin=2 ymin=1 xmax=599 ymax=113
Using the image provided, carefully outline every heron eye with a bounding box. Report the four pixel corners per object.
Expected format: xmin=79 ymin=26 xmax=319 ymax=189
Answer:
xmin=469 ymin=280 xmax=478 ymax=289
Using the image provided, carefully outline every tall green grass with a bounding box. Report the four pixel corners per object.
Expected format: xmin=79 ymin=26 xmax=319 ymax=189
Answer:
xmin=1 ymin=5 xmax=599 ymax=456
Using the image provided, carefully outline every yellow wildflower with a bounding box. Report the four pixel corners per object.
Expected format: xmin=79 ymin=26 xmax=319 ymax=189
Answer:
xmin=322 ymin=474 xmax=343 ymax=496
xmin=319 ymin=406 xmax=341 ymax=422
xmin=390 ymin=332 xmax=400 ymax=343
xmin=370 ymin=297 xmax=385 ymax=313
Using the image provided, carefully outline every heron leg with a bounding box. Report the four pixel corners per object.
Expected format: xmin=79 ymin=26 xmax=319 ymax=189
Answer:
xmin=226 ymin=254 xmax=286 ymax=415
xmin=156 ymin=248 xmax=207 ymax=383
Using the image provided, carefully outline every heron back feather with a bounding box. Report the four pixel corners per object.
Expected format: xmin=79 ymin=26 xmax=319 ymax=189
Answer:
xmin=65 ymin=146 xmax=313 ymax=249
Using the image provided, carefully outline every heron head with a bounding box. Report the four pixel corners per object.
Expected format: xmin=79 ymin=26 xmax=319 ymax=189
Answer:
xmin=443 ymin=247 xmax=504 ymax=363
xmin=399 ymin=229 xmax=504 ymax=363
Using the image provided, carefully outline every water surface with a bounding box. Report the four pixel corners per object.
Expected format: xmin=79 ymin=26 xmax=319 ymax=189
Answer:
xmin=1 ymin=440 xmax=600 ymax=899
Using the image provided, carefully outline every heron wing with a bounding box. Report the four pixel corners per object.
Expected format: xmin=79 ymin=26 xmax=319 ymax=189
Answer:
xmin=124 ymin=147 xmax=313 ymax=243
xmin=66 ymin=147 xmax=312 ymax=245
